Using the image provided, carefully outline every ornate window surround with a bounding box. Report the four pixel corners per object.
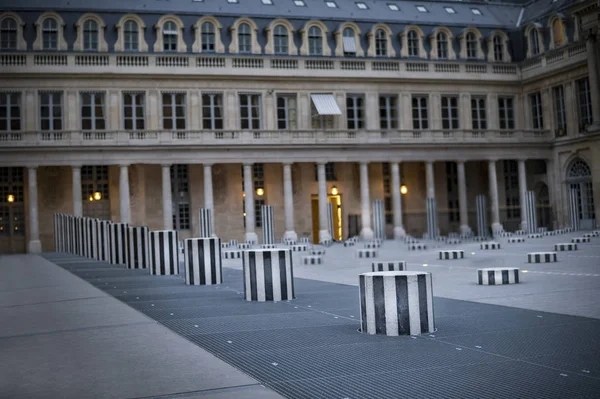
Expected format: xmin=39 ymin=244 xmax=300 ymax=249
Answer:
xmin=115 ymin=14 xmax=148 ymax=52
xmin=487 ymin=30 xmax=511 ymax=62
xmin=192 ymin=16 xmax=224 ymax=53
xmin=74 ymin=13 xmax=108 ymax=52
xmin=429 ymin=26 xmax=456 ymax=60
xmin=367 ymin=24 xmax=395 ymax=57
xmin=299 ymin=20 xmax=331 ymax=56
xmin=458 ymin=27 xmax=484 ymax=60
xmin=265 ymin=18 xmax=297 ymax=55
xmin=334 ymin=22 xmax=364 ymax=57
xmin=33 ymin=12 xmax=67 ymax=51
xmin=229 ymin=17 xmax=261 ymax=54
xmin=548 ymin=13 xmax=568 ymax=50
xmin=524 ymin=23 xmax=545 ymax=58
xmin=0 ymin=12 xmax=26 ymax=50
xmin=399 ymin=25 xmax=427 ymax=58
xmin=154 ymin=14 xmax=187 ymax=53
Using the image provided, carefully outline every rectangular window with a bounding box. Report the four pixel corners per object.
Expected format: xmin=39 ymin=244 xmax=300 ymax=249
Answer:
xmin=411 ymin=95 xmax=428 ymax=129
xmin=346 ymin=94 xmax=365 ymax=130
xmin=0 ymin=167 xmax=25 ymax=237
xmin=311 ymin=98 xmax=335 ymax=130
xmin=379 ymin=95 xmax=397 ymax=129
xmin=170 ymin=165 xmax=190 ymax=230
xmin=498 ymin=96 xmax=514 ymax=130
xmin=529 ymin=92 xmax=543 ymax=130
xmin=471 ymin=96 xmax=487 ymax=130
xmin=239 ymin=93 xmax=262 ymax=130
xmin=81 ymin=92 xmax=106 ymax=131
xmin=202 ymin=93 xmax=224 ymax=130
xmin=276 ymin=94 xmax=297 ymax=129
xmin=446 ymin=162 xmax=459 ymax=223
xmin=123 ymin=92 xmax=145 ymax=130
xmin=0 ymin=93 xmax=21 ymax=131
xmin=577 ymin=78 xmax=593 ymax=131
xmin=162 ymin=93 xmax=186 ymax=130
xmin=313 ymin=162 xmax=337 ymax=181
xmin=39 ymin=92 xmax=63 ymax=131
xmin=81 ymin=165 xmax=110 ymax=219
xmin=553 ymin=85 xmax=566 ymax=134
xmin=382 ymin=163 xmax=393 ymax=224
xmin=441 ymin=96 xmax=459 ymax=130
xmin=503 ymin=160 xmax=520 ymax=220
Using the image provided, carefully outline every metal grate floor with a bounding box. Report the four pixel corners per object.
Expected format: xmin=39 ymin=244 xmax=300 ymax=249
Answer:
xmin=45 ymin=253 xmax=600 ymax=399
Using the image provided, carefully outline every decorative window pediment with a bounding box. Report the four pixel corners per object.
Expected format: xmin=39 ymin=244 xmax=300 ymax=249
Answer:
xmin=265 ymin=19 xmax=297 ymax=55
xmin=525 ymin=23 xmax=544 ymax=58
xmin=74 ymin=14 xmax=108 ymax=52
xmin=154 ymin=15 xmax=187 ymax=53
xmin=367 ymin=24 xmax=394 ymax=57
xmin=487 ymin=30 xmax=511 ymax=62
xmin=33 ymin=12 xmax=67 ymax=51
xmin=300 ymin=20 xmax=331 ymax=56
xmin=0 ymin=12 xmax=26 ymax=50
xmin=229 ymin=18 xmax=261 ymax=54
xmin=548 ymin=14 xmax=568 ymax=50
xmin=115 ymin=14 xmax=148 ymax=52
xmin=193 ymin=17 xmax=224 ymax=53
xmin=334 ymin=22 xmax=363 ymax=57
xmin=400 ymin=25 xmax=426 ymax=59
xmin=458 ymin=27 xmax=483 ymax=60
xmin=429 ymin=27 xmax=455 ymax=60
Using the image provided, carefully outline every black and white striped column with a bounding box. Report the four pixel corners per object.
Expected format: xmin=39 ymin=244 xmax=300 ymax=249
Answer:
xmin=477 ymin=268 xmax=519 ymax=285
xmin=568 ymin=187 xmax=580 ymax=231
xmin=372 ymin=261 xmax=406 ymax=272
xmin=476 ymin=195 xmax=488 ymax=238
xmin=439 ymin=250 xmax=464 ymax=260
xmin=242 ymin=249 xmax=295 ymax=301
xmin=109 ymin=223 xmax=129 ymax=266
xmin=327 ymin=202 xmax=334 ymax=239
xmin=554 ymin=243 xmax=577 ymax=251
xmin=149 ymin=230 xmax=179 ymax=275
xmin=67 ymin=215 xmax=75 ymax=254
xmin=261 ymin=205 xmax=275 ymax=245
xmin=373 ymin=200 xmax=385 ymax=241
xmin=128 ymin=226 xmax=150 ymax=269
xmin=480 ymin=242 xmax=500 ymax=250
xmin=525 ymin=191 xmax=537 ymax=234
xmin=359 ymin=271 xmax=434 ymax=336
xmin=198 ymin=208 xmax=213 ymax=238
xmin=53 ymin=214 xmax=60 ymax=252
xmin=527 ymin=252 xmax=557 ymax=263
xmin=426 ymin=198 xmax=438 ymax=240
xmin=75 ymin=216 xmax=84 ymax=256
xmin=184 ymin=237 xmax=222 ymax=285
xmin=96 ymin=220 xmax=110 ymax=261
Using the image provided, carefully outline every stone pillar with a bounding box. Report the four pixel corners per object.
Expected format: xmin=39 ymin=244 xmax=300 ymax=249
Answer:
xmin=425 ymin=161 xmax=435 ymax=199
xmin=366 ymin=92 xmax=379 ymax=130
xmin=585 ymin=32 xmax=600 ymax=131
xmin=359 ymin=162 xmax=374 ymax=240
xmin=282 ymin=163 xmax=297 ymax=241
xmin=390 ymin=162 xmax=406 ymax=238
xmin=457 ymin=161 xmax=471 ymax=234
xmin=243 ymin=163 xmax=258 ymax=243
xmin=203 ymin=164 xmax=215 ymax=236
xmin=119 ymin=165 xmax=131 ymax=224
xmin=460 ymin=94 xmax=471 ymax=130
xmin=72 ymin=166 xmax=82 ymax=217
xmin=27 ymin=167 xmax=41 ymax=253
xmin=162 ymin=164 xmax=173 ymax=230
xmin=317 ymin=163 xmax=332 ymax=242
xmin=518 ymin=159 xmax=528 ymax=231
xmin=488 ymin=160 xmax=503 ymax=233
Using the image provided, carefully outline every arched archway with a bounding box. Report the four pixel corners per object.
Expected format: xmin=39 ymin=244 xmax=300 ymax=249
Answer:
xmin=534 ymin=182 xmax=550 ymax=229
xmin=566 ymin=158 xmax=596 ymax=229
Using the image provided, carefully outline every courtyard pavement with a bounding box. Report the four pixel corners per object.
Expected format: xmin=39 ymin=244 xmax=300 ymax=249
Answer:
xmin=2 ymin=230 xmax=600 ymax=398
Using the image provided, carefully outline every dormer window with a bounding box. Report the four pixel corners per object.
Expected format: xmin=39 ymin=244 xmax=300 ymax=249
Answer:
xmin=42 ymin=18 xmax=58 ymax=50
xmin=308 ymin=26 xmax=322 ymax=55
xmin=0 ymin=17 xmax=17 ymax=50
xmin=375 ymin=29 xmax=386 ymax=56
xmin=163 ymin=21 xmax=178 ymax=51
xmin=124 ymin=20 xmax=139 ymax=51
xmin=407 ymin=30 xmax=418 ymax=57
xmin=356 ymin=2 xmax=368 ymax=9
xmin=466 ymin=32 xmax=477 ymax=59
xmin=342 ymin=27 xmax=356 ymax=56
xmin=326 ymin=1 xmax=338 ymax=7
xmin=493 ymin=35 xmax=503 ymax=61
xmin=530 ymin=29 xmax=540 ymax=55
xmin=238 ymin=23 xmax=252 ymax=54
xmin=201 ymin=21 xmax=215 ymax=52
xmin=294 ymin=0 xmax=305 ymax=6
xmin=387 ymin=3 xmax=399 ymax=11
xmin=553 ymin=19 xmax=565 ymax=47
xmin=83 ymin=19 xmax=98 ymax=51
xmin=273 ymin=25 xmax=288 ymax=55
xmin=437 ymin=32 xmax=448 ymax=59
xmin=416 ymin=5 xmax=427 ymax=12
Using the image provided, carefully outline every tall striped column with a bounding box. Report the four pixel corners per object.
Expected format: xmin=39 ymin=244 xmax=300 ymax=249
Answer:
xmin=198 ymin=208 xmax=213 ymax=238
xmin=426 ymin=198 xmax=438 ymax=240
xmin=242 ymin=249 xmax=295 ymax=302
xmin=76 ymin=216 xmax=84 ymax=256
xmin=96 ymin=220 xmax=110 ymax=261
xmin=67 ymin=215 xmax=74 ymax=254
xmin=128 ymin=226 xmax=150 ymax=269
xmin=327 ymin=202 xmax=334 ymax=239
xmin=261 ymin=205 xmax=275 ymax=245
xmin=81 ymin=217 xmax=90 ymax=258
xmin=184 ymin=237 xmax=222 ymax=285
xmin=87 ymin=218 xmax=98 ymax=259
xmin=373 ymin=200 xmax=385 ymax=241
xmin=476 ymin=195 xmax=488 ymax=237
xmin=525 ymin=190 xmax=537 ymax=234
xmin=108 ymin=223 xmax=129 ymax=266
xmin=568 ymin=186 xmax=580 ymax=231
xmin=149 ymin=230 xmax=179 ymax=275
xmin=53 ymin=214 xmax=59 ymax=252
xmin=359 ymin=271 xmax=434 ymax=336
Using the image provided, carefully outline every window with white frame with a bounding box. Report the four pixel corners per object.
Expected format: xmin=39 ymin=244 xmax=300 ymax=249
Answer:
xmin=498 ymin=97 xmax=515 ymax=130
xmin=493 ymin=35 xmax=503 ymax=62
xmin=530 ymin=29 xmax=540 ymax=56
xmin=0 ymin=93 xmax=21 ymax=132
xmin=123 ymin=92 xmax=145 ymax=130
xmin=42 ymin=18 xmax=58 ymax=50
xmin=273 ymin=25 xmax=288 ymax=55
xmin=412 ymin=95 xmax=428 ymax=129
xmin=201 ymin=22 xmax=215 ymax=52
xmin=163 ymin=21 xmax=178 ymax=51
xmin=466 ymin=32 xmax=477 ymax=59
xmin=170 ymin=164 xmax=190 ymax=230
xmin=124 ymin=20 xmax=139 ymax=51
xmin=311 ymin=101 xmax=334 ymax=129
xmin=436 ymin=32 xmax=448 ymax=59
xmin=343 ymin=27 xmax=356 ymax=57
xmin=471 ymin=96 xmax=487 ymax=130
xmin=241 ymin=163 xmax=266 ymax=228
xmin=81 ymin=93 xmax=106 ymax=130
xmin=83 ymin=19 xmax=98 ymax=51
xmin=238 ymin=23 xmax=252 ymax=54
xmin=81 ymin=165 xmax=110 ymax=219
xmin=407 ymin=30 xmax=419 ymax=57
xmin=346 ymin=95 xmax=365 ymax=130
xmin=276 ymin=95 xmax=297 ymax=129
xmin=441 ymin=96 xmax=459 ymax=130
xmin=577 ymin=78 xmax=593 ymax=131
xmin=202 ymin=93 xmax=223 ymax=130
xmin=529 ymin=92 xmax=543 ymax=130
xmin=39 ymin=92 xmax=62 ymax=131
xmin=375 ymin=29 xmax=387 ymax=57
xmin=446 ymin=162 xmax=459 ymax=222
xmin=308 ymin=26 xmax=323 ymax=56
xmin=553 ymin=85 xmax=566 ymax=134
xmin=313 ymin=162 xmax=337 ymax=181
xmin=162 ymin=93 xmax=186 ymax=130
xmin=0 ymin=17 xmax=17 ymax=50
xmin=239 ymin=94 xmax=261 ymax=129
xmin=503 ymin=160 xmax=520 ymax=219
xmin=379 ymin=95 xmax=397 ymax=129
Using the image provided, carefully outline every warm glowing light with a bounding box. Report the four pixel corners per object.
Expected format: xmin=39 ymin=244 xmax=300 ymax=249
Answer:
xmin=331 ymin=186 xmax=338 ymax=195
xmin=256 ymin=187 xmax=265 ymax=196
xmin=242 ymin=192 xmax=246 ymax=198
xmin=93 ymin=191 xmax=102 ymax=201
xmin=7 ymin=194 xmax=14 ymax=203
xmin=400 ymin=185 xmax=408 ymax=195
xmin=243 ymin=212 xmax=247 ymax=217
xmin=522 ymin=270 xmax=529 ymax=273
xmin=89 ymin=195 xmax=94 ymax=201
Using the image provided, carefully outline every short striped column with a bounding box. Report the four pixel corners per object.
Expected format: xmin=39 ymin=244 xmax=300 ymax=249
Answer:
xmin=343 ymin=241 xmax=355 ymax=247
xmin=149 ymin=230 xmax=179 ymax=275
xmin=309 ymin=248 xmax=326 ymax=256
xmin=357 ymin=249 xmax=377 ymax=258
xmin=528 ymin=233 xmax=542 ymax=238
xmin=261 ymin=205 xmax=275 ymax=245
xmin=480 ymin=242 xmax=500 ymax=250
xmin=242 ymin=249 xmax=295 ymax=302
xmin=359 ymin=271 xmax=434 ymax=336
xmin=74 ymin=216 xmax=84 ymax=256
xmin=447 ymin=238 xmax=462 ymax=245
xmin=373 ymin=199 xmax=385 ymax=241
xmin=439 ymin=250 xmax=464 ymax=260
xmin=86 ymin=218 xmax=98 ymax=259
xmin=475 ymin=194 xmax=488 ymax=238
xmin=282 ymin=238 xmax=296 ymax=246
xmin=228 ymin=239 xmax=239 ymax=247
xmin=127 ymin=226 xmax=150 ymax=269
xmin=299 ymin=237 xmax=310 ymax=244
xmin=372 ymin=261 xmax=406 ymax=272
xmin=508 ymin=237 xmax=525 ymax=243
xmin=184 ymin=237 xmax=222 ymax=285
xmin=582 ymin=232 xmax=595 ymax=238
xmin=239 ymin=243 xmax=252 ymax=249
xmin=572 ymin=237 xmax=590 ymax=243
xmin=527 ymin=252 xmax=557 ymax=263
xmin=96 ymin=220 xmax=110 ymax=261
xmin=223 ymin=250 xmax=242 ymax=259
xmin=290 ymin=244 xmax=308 ymax=252
xmin=198 ymin=208 xmax=213 ymax=238
xmin=302 ymin=255 xmax=322 ymax=265
xmin=525 ymin=191 xmax=537 ymax=234
xmin=554 ymin=243 xmax=577 ymax=251
xmin=408 ymin=243 xmax=427 ymax=250
xmin=108 ymin=223 xmax=129 ymax=266
xmin=477 ymin=268 xmax=520 ymax=285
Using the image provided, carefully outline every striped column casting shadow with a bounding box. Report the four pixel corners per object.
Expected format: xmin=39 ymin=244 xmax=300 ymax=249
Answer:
xmin=95 ymin=220 xmax=110 ymax=262
xmin=568 ymin=186 xmax=580 ymax=231
xmin=426 ymin=198 xmax=438 ymax=240
xmin=476 ymin=194 xmax=488 ymax=238
xmin=242 ymin=249 xmax=295 ymax=302
xmin=149 ymin=230 xmax=179 ymax=275
xmin=373 ymin=199 xmax=385 ymax=241
xmin=128 ymin=226 xmax=150 ymax=269
xmin=184 ymin=237 xmax=222 ymax=285
xmin=525 ymin=191 xmax=537 ymax=234
xmin=359 ymin=271 xmax=434 ymax=336
xmin=262 ymin=205 xmax=275 ymax=245
xmin=198 ymin=208 xmax=213 ymax=238
xmin=109 ymin=222 xmax=129 ymax=266
xmin=477 ymin=268 xmax=520 ymax=285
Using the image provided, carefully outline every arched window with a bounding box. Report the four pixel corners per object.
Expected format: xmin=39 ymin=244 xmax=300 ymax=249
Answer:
xmin=124 ymin=20 xmax=139 ymax=51
xmin=163 ymin=21 xmax=178 ymax=51
xmin=437 ymin=32 xmax=448 ymax=59
xmin=567 ymin=159 xmax=592 ymax=180
xmin=553 ymin=19 xmax=564 ymax=47
xmin=466 ymin=32 xmax=477 ymax=59
xmin=375 ymin=29 xmax=386 ymax=56
xmin=493 ymin=35 xmax=503 ymax=61
xmin=83 ymin=19 xmax=98 ymax=51
xmin=201 ymin=21 xmax=215 ymax=52
xmin=342 ymin=27 xmax=356 ymax=56
xmin=308 ymin=26 xmax=322 ymax=56
xmin=238 ymin=23 xmax=251 ymax=54
xmin=407 ymin=30 xmax=418 ymax=56
xmin=0 ymin=17 xmax=17 ymax=50
xmin=530 ymin=29 xmax=540 ymax=55
xmin=274 ymin=24 xmax=288 ymax=55
xmin=42 ymin=18 xmax=58 ymax=50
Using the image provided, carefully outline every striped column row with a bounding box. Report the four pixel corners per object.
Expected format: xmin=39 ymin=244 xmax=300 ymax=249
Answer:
xmin=198 ymin=208 xmax=213 ymax=238
xmin=372 ymin=199 xmax=385 ymax=241
xmin=184 ymin=237 xmax=222 ymax=285
xmin=261 ymin=205 xmax=275 ymax=245
xmin=242 ymin=249 xmax=295 ymax=302
xmin=525 ymin=191 xmax=537 ymax=234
